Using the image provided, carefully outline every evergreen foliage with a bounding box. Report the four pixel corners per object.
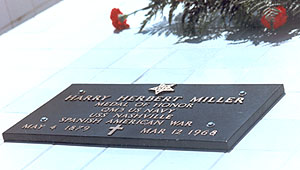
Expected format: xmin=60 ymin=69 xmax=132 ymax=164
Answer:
xmin=139 ymin=0 xmax=300 ymax=45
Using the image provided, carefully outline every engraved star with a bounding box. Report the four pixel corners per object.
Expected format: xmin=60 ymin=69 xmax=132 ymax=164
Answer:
xmin=149 ymin=84 xmax=176 ymax=95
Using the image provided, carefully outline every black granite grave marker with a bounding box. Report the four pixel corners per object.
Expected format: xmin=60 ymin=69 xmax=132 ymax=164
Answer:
xmin=3 ymin=84 xmax=284 ymax=152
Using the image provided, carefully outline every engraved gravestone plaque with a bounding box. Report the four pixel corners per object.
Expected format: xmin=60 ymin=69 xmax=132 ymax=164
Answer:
xmin=3 ymin=84 xmax=284 ymax=152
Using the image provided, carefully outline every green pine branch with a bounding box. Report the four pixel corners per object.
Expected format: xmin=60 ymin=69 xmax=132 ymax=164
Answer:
xmin=138 ymin=0 xmax=300 ymax=45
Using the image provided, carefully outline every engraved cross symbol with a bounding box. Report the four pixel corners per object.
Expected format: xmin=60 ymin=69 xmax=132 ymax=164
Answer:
xmin=107 ymin=125 xmax=124 ymax=136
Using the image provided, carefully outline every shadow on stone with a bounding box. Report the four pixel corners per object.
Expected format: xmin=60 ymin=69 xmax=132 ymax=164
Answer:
xmin=141 ymin=14 xmax=300 ymax=46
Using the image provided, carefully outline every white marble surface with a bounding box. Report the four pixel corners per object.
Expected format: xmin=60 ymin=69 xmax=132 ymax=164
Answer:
xmin=0 ymin=0 xmax=62 ymax=35
xmin=1 ymin=0 xmax=300 ymax=169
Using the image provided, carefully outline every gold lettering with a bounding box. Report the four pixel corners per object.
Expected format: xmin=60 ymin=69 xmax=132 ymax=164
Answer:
xmin=95 ymin=102 xmax=128 ymax=107
xmin=113 ymin=113 xmax=172 ymax=120
xmin=128 ymin=119 xmax=136 ymax=125
xmin=185 ymin=121 xmax=193 ymax=127
xmin=207 ymin=97 xmax=216 ymax=103
xmin=152 ymin=114 xmax=165 ymax=119
xmin=73 ymin=95 xmax=83 ymax=101
xmin=65 ymin=95 xmax=110 ymax=102
xmin=116 ymin=96 xmax=182 ymax=102
xmin=225 ymin=97 xmax=235 ymax=104
xmin=58 ymin=117 xmax=102 ymax=124
xmin=172 ymin=96 xmax=183 ymax=102
xmin=210 ymin=130 xmax=218 ymax=136
xmin=94 ymin=102 xmax=105 ymax=107
xmin=154 ymin=96 xmax=163 ymax=102
xmin=201 ymin=97 xmax=210 ymax=103
xmin=189 ymin=96 xmax=212 ymax=103
xmin=106 ymin=119 xmax=164 ymax=126
xmin=140 ymin=128 xmax=165 ymax=134
xmin=92 ymin=95 xmax=102 ymax=101
xmin=59 ymin=117 xmax=66 ymax=123
xmin=216 ymin=97 xmax=224 ymax=103
xmin=161 ymin=108 xmax=169 ymax=114
xmin=22 ymin=124 xmax=32 ymax=129
xmin=102 ymin=95 xmax=111 ymax=101
xmin=121 ymin=119 xmax=130 ymax=124
xmin=76 ymin=118 xmax=85 ymax=123
xmin=144 ymin=108 xmax=154 ymax=113
xmin=31 ymin=124 xmax=38 ymax=129
xmin=50 ymin=125 xmax=57 ymax=131
xmin=153 ymin=103 xmax=193 ymax=108
xmin=190 ymin=96 xmax=242 ymax=104
xmin=190 ymin=97 xmax=204 ymax=103
xmin=162 ymin=96 xmax=172 ymax=102
xmin=140 ymin=128 xmax=151 ymax=134
xmin=165 ymin=114 xmax=174 ymax=120
xmin=112 ymin=119 xmax=122 ymax=124
xmin=171 ymin=129 xmax=183 ymax=135
xmin=113 ymin=113 xmax=123 ymax=118
xmin=105 ymin=119 xmax=113 ymax=124
xmin=89 ymin=113 xmax=107 ymax=118
xmin=91 ymin=119 xmax=102 ymax=124
xmin=168 ymin=109 xmax=176 ymax=114
xmin=157 ymin=128 xmax=166 ymax=134
xmin=170 ymin=120 xmax=193 ymax=127
xmin=65 ymin=95 xmax=75 ymax=101
xmin=185 ymin=103 xmax=194 ymax=108
xmin=83 ymin=95 xmax=93 ymax=101
xmin=101 ymin=107 xmax=125 ymax=113
xmin=128 ymin=108 xmax=141 ymax=113
xmin=135 ymin=96 xmax=145 ymax=101
xmin=22 ymin=124 xmax=45 ymax=130
xmin=234 ymin=97 xmax=244 ymax=104
xmin=110 ymin=102 xmax=125 ymax=107
xmin=170 ymin=103 xmax=179 ymax=108
xmin=38 ymin=124 xmax=46 ymax=130
xmin=145 ymin=96 xmax=155 ymax=102
xmin=127 ymin=96 xmax=137 ymax=102
xmin=152 ymin=103 xmax=160 ymax=108
xmin=150 ymin=128 xmax=157 ymax=134
xmin=111 ymin=107 xmax=124 ymax=113
xmin=117 ymin=96 xmax=130 ymax=101
xmin=64 ymin=117 xmax=76 ymax=123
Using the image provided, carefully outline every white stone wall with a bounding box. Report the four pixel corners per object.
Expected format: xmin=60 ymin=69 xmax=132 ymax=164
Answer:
xmin=0 ymin=0 xmax=61 ymax=35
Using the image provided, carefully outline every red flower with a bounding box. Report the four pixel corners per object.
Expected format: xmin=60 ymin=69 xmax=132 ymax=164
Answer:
xmin=110 ymin=8 xmax=130 ymax=31
xmin=261 ymin=6 xmax=287 ymax=30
